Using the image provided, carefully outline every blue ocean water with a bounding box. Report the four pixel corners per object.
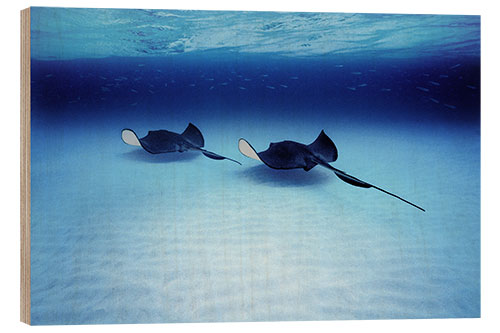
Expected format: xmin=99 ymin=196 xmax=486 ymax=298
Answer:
xmin=29 ymin=7 xmax=480 ymax=324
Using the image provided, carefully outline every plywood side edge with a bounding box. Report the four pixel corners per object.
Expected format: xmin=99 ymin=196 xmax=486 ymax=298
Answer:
xmin=20 ymin=7 xmax=31 ymax=326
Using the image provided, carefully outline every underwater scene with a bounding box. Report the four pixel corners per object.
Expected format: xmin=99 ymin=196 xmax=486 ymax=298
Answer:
xmin=29 ymin=7 xmax=480 ymax=324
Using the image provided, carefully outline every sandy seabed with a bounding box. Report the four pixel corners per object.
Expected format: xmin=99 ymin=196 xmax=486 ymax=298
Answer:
xmin=29 ymin=118 xmax=480 ymax=324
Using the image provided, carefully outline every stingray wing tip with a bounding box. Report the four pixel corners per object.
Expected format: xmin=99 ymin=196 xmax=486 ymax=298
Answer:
xmin=121 ymin=129 xmax=141 ymax=147
xmin=238 ymin=138 xmax=262 ymax=162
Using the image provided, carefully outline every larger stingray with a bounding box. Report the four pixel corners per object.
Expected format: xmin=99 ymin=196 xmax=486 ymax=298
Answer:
xmin=238 ymin=131 xmax=425 ymax=211
xmin=122 ymin=123 xmax=241 ymax=165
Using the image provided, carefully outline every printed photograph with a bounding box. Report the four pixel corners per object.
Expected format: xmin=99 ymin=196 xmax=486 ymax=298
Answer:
xmin=29 ymin=7 xmax=480 ymax=324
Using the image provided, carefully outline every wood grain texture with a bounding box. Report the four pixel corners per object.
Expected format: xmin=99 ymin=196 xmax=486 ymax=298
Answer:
xmin=20 ymin=7 xmax=31 ymax=325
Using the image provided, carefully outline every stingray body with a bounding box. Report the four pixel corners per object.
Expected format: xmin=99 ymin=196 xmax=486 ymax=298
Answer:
xmin=122 ymin=123 xmax=241 ymax=165
xmin=239 ymin=131 xmax=424 ymax=211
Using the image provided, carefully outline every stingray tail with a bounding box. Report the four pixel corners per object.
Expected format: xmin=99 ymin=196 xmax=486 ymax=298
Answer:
xmin=316 ymin=159 xmax=425 ymax=212
xmin=197 ymin=148 xmax=242 ymax=165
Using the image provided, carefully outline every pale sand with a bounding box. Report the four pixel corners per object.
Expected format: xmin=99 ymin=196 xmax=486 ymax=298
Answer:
xmin=29 ymin=121 xmax=479 ymax=324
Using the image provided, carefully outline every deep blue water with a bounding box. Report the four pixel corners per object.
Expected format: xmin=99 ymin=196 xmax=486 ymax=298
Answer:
xmin=29 ymin=7 xmax=480 ymax=325
xmin=31 ymin=54 xmax=480 ymax=126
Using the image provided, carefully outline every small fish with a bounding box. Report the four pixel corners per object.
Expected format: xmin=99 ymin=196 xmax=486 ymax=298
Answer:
xmin=423 ymin=73 xmax=430 ymax=77
xmin=416 ymin=86 xmax=429 ymax=92
xmin=149 ymin=90 xmax=155 ymax=94
xmin=189 ymin=83 xmax=196 ymax=87
xmin=156 ymin=69 xmax=162 ymax=73
xmin=466 ymin=85 xmax=477 ymax=90
xmin=380 ymin=88 xmax=391 ymax=92
xmin=261 ymin=74 xmax=269 ymax=77
xmin=368 ymin=69 xmax=376 ymax=72
xmin=347 ymin=87 xmax=356 ymax=91
xmin=220 ymin=82 xmax=228 ymax=86
xmin=209 ymin=86 xmax=214 ymax=90
xmin=164 ymin=83 xmax=168 ymax=87
xmin=429 ymin=98 xmax=440 ymax=104
xmin=351 ymin=72 xmax=362 ymax=75
xmin=290 ymin=76 xmax=299 ymax=79
xmin=428 ymin=81 xmax=440 ymax=86
xmin=45 ymin=74 xmax=54 ymax=78
xmin=99 ymin=76 xmax=107 ymax=80
xmin=439 ymin=74 xmax=449 ymax=78
xmin=130 ymin=89 xmax=138 ymax=93
xmin=357 ymin=83 xmax=367 ymax=87
xmin=206 ymin=78 xmax=215 ymax=81
xmin=244 ymin=78 xmax=252 ymax=81
xmin=266 ymin=85 xmax=276 ymax=90
xmin=280 ymin=84 xmax=288 ymax=88
xmin=130 ymin=102 xmax=138 ymax=106
xmin=239 ymin=86 xmax=246 ymax=90
xmin=335 ymin=65 xmax=344 ymax=68
xmin=101 ymin=87 xmax=110 ymax=92
xmin=443 ymin=104 xmax=457 ymax=109
xmin=450 ymin=64 xmax=461 ymax=69
xmin=138 ymin=64 xmax=145 ymax=67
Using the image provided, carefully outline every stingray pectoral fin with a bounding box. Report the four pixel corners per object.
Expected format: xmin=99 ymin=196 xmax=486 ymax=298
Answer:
xmin=308 ymin=130 xmax=338 ymax=162
xmin=317 ymin=160 xmax=425 ymax=212
xmin=121 ymin=129 xmax=141 ymax=146
xmin=199 ymin=149 xmax=242 ymax=165
xmin=238 ymin=139 xmax=262 ymax=162
xmin=303 ymin=161 xmax=317 ymax=172
xmin=181 ymin=123 xmax=205 ymax=147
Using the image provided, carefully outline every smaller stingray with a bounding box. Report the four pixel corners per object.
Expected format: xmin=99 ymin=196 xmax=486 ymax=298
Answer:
xmin=239 ymin=131 xmax=425 ymax=211
xmin=122 ymin=123 xmax=241 ymax=165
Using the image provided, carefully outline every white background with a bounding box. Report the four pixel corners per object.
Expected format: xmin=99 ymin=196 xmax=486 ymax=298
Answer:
xmin=1 ymin=0 xmax=498 ymax=332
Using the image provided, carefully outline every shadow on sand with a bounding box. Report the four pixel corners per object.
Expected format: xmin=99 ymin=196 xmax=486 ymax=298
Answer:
xmin=237 ymin=164 xmax=332 ymax=187
xmin=120 ymin=149 xmax=199 ymax=163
